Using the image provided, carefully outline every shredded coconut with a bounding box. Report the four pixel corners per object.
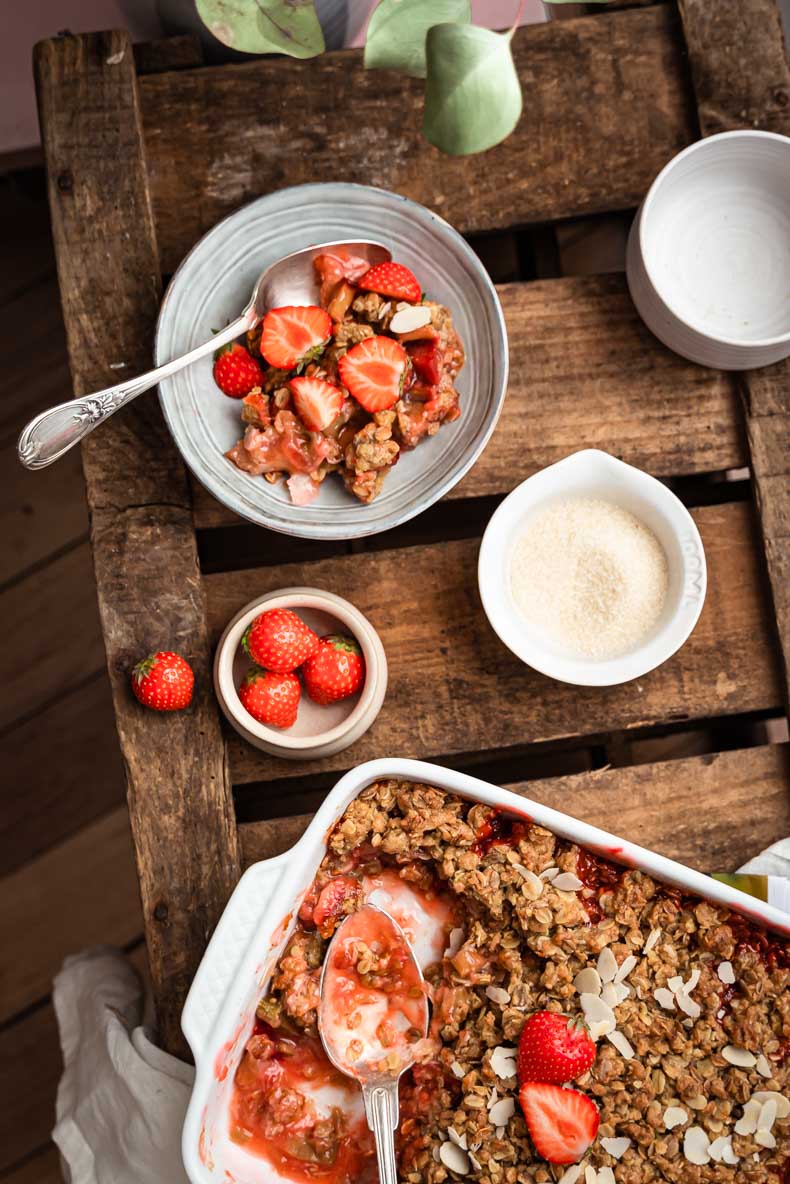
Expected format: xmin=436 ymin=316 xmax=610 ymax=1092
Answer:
xmin=510 ymin=497 xmax=669 ymax=660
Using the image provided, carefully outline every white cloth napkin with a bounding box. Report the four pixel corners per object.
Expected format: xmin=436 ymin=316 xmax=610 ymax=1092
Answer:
xmin=52 ymin=845 xmax=790 ymax=1184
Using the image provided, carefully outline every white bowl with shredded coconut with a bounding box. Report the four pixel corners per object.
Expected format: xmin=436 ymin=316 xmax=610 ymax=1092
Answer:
xmin=478 ymin=450 xmax=707 ymax=685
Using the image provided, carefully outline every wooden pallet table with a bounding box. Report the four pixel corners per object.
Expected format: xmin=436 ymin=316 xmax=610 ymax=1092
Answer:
xmin=33 ymin=0 xmax=790 ymax=1058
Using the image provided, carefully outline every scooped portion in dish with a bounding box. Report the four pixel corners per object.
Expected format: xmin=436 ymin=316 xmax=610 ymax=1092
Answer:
xmin=219 ymin=254 xmax=465 ymax=505
xmin=230 ymin=781 xmax=790 ymax=1183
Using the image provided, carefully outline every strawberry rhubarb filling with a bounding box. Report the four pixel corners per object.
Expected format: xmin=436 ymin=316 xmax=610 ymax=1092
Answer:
xmin=215 ymin=254 xmax=464 ymax=504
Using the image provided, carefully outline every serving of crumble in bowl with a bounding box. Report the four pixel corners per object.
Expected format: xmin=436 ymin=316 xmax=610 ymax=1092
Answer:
xmin=180 ymin=760 xmax=789 ymax=1184
xmin=155 ymin=183 xmax=508 ymax=539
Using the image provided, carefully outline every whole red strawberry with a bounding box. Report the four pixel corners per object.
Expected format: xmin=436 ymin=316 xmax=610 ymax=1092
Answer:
xmin=238 ymin=668 xmax=300 ymax=728
xmin=213 ymin=342 xmax=264 ymax=398
xmin=517 ymin=1011 xmax=596 ymax=1085
xmin=131 ymin=651 xmax=194 ymax=711
xmin=243 ymin=608 xmax=319 ymax=673
xmin=302 ymin=634 xmax=364 ymax=705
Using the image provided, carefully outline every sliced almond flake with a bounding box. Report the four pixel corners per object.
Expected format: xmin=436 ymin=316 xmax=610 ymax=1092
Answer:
xmin=488 ymin=1087 xmax=498 ymax=1108
xmin=597 ymin=947 xmax=618 ymax=984
xmin=450 ymin=1060 xmax=466 ymax=1080
xmin=722 ymin=1045 xmax=757 ymax=1068
xmin=755 ymin=1054 xmax=773 ymax=1079
xmin=683 ymin=1126 xmax=711 ymax=1165
xmin=654 ymin=987 xmax=676 ymax=1010
xmin=390 ymin=305 xmax=432 ymax=334
xmin=612 ymin=982 xmax=631 ymax=1005
xmin=755 ymin=1129 xmax=777 ymax=1149
xmin=540 ymin=865 xmax=560 ymax=881
xmin=584 ymin=1168 xmax=598 ymax=1184
xmin=432 ymin=1146 xmax=441 ymax=1162
xmin=734 ymin=1099 xmax=762 ymax=1135
xmin=758 ymin=1098 xmax=777 ymax=1132
xmin=684 ymin=967 xmax=701 ymax=994
xmin=377 ymin=301 xmax=392 ymax=318
xmin=606 ymin=1029 xmax=635 ymax=1059
xmin=667 ymin=975 xmax=684 ymax=993
xmin=496 ymin=1126 xmax=505 ymax=1138
xmin=708 ymin=1135 xmax=728 ymax=1163
xmin=489 ymin=1046 xmax=517 ymax=1079
xmin=580 ymin=993 xmax=616 ymax=1037
xmin=512 ymin=864 xmax=543 ymax=898
xmin=488 ymin=1097 xmax=515 ymax=1126
xmin=552 ymin=872 xmax=584 ymax=892
xmin=717 ymin=960 xmax=736 ymax=984
xmin=486 ymin=985 xmax=511 ymax=1006
xmin=681 ymin=1018 xmax=694 ymax=1029
xmin=717 ymin=1008 xmax=726 ymax=1020
xmin=557 ymin=1167 xmax=581 ymax=1184
xmin=600 ymin=982 xmax=619 ymax=1009
xmin=447 ymin=1128 xmax=468 ymax=1150
xmin=722 ymin=1142 xmax=740 ymax=1165
xmin=573 ymin=968 xmax=602 ymax=997
xmin=613 ymin=954 xmax=638 ymax=984
xmin=751 ymin=1090 xmax=790 ymax=1120
xmin=444 ymin=927 xmax=465 ymax=959
xmin=440 ymin=1141 xmax=471 ymax=1174
xmin=468 ymin=1151 xmax=482 ymax=1172
xmin=676 ymin=992 xmax=701 ymax=1019
xmin=664 ymin=1106 xmax=688 ymax=1130
xmin=643 ymin=927 xmax=661 ymax=952
xmin=597 ymin=1170 xmax=616 ymax=1184
xmin=686 ymin=1095 xmax=707 ymax=1111
xmin=600 ymin=1136 xmax=632 ymax=1160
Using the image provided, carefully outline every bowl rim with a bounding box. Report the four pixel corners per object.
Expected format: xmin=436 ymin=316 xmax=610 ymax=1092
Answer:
xmin=477 ymin=449 xmax=707 ymax=687
xmin=637 ymin=129 xmax=790 ymax=350
xmin=155 ymin=181 xmax=509 ymax=540
xmin=214 ymin=588 xmax=385 ymax=749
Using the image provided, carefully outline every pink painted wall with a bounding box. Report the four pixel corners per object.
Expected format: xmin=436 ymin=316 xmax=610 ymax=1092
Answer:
xmin=1 ymin=0 xmax=547 ymax=157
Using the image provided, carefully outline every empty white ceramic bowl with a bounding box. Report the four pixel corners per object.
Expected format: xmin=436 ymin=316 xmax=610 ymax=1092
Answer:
xmin=627 ymin=130 xmax=790 ymax=369
xmin=478 ymin=450 xmax=707 ymax=686
xmin=214 ymin=588 xmax=387 ymax=758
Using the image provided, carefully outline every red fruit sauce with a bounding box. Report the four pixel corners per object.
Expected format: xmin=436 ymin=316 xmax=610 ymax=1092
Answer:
xmin=473 ymin=810 xmax=528 ymax=856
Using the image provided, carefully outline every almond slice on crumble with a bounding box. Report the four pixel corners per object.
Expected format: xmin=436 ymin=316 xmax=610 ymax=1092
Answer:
xmin=512 ymin=864 xmax=543 ymax=898
xmin=613 ymin=954 xmax=637 ymax=984
xmin=552 ymin=872 xmax=584 ymax=892
xmin=606 ymin=1030 xmax=635 ymax=1059
xmin=735 ymin=1099 xmax=762 ymax=1135
xmin=755 ymin=1054 xmax=773 ymax=1079
xmin=540 ymin=865 xmax=560 ymax=880
xmin=439 ymin=1140 xmax=471 ymax=1173
xmin=488 ymin=1097 xmax=515 ymax=1126
xmin=683 ymin=1126 xmax=711 ymax=1165
xmin=580 ymin=993 xmax=616 ymax=1038
xmin=489 ymin=1045 xmax=518 ymax=1079
xmin=643 ymin=927 xmax=661 ymax=952
xmin=485 ymin=985 xmax=511 ymax=1005
xmin=751 ymin=1090 xmax=790 ymax=1119
xmin=654 ymin=987 xmax=676 ymax=1010
xmin=574 ymin=967 xmax=602 ymax=996
xmin=723 ymin=1045 xmax=757 ymax=1068
xmin=557 ymin=1167 xmax=582 ymax=1184
xmin=600 ymin=1136 xmax=632 ymax=1159
xmin=717 ymin=960 xmax=735 ymax=984
xmin=447 ymin=1127 xmax=468 ymax=1150
xmin=663 ymin=1106 xmax=688 ymax=1129
xmin=597 ymin=947 xmax=618 ymax=984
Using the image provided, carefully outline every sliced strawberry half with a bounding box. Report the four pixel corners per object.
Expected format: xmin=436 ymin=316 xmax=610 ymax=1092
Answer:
xmin=289 ymin=376 xmax=344 ymax=432
xmin=338 ymin=336 xmax=409 ymax=413
xmin=518 ymin=1082 xmax=599 ymax=1165
xmin=260 ymin=305 xmax=332 ymax=371
xmin=358 ymin=261 xmax=421 ymax=304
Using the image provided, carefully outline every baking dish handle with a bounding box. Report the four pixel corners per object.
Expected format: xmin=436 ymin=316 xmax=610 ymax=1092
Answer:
xmin=181 ymin=855 xmax=289 ymax=1062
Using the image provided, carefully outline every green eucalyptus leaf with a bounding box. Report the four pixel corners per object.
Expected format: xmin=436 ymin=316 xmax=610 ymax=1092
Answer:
xmin=195 ymin=0 xmax=325 ymax=57
xmin=364 ymin=0 xmax=472 ymax=79
xmin=423 ymin=22 xmax=522 ymax=156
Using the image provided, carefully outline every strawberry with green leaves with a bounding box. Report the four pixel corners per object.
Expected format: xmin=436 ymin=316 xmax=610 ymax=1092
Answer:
xmin=302 ymin=635 xmax=365 ymax=705
xmin=517 ymin=1011 xmax=596 ymax=1085
xmin=131 ymin=651 xmax=194 ymax=711
xmin=238 ymin=668 xmax=300 ymax=729
xmin=213 ymin=341 xmax=264 ymax=398
xmin=243 ymin=608 xmax=319 ymax=673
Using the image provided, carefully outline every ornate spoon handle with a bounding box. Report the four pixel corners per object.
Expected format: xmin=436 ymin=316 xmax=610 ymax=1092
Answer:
xmin=17 ymin=314 xmax=249 ymax=470
xmin=362 ymin=1082 xmax=399 ymax=1184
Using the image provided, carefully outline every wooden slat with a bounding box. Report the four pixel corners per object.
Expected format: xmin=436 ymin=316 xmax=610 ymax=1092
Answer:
xmin=1 ymin=675 xmax=125 ymax=877
xmin=0 ymin=808 xmax=142 ymax=1025
xmin=139 ymin=5 xmax=697 ymax=273
xmin=191 ymin=272 xmax=745 ymax=530
xmin=678 ymin=0 xmax=790 ymax=137
xmin=133 ymin=34 xmax=203 ymax=76
xmin=34 ymin=29 xmax=239 ymax=1057
xmin=1 ymin=1146 xmax=63 ymax=1184
xmin=203 ymin=501 xmax=782 ymax=785
xmin=239 ymin=744 xmax=790 ymax=874
xmin=0 ymin=443 xmax=87 ymax=586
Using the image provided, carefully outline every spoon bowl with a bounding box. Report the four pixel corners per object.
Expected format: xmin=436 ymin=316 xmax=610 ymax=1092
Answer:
xmin=319 ymin=904 xmax=429 ymax=1184
xmin=17 ymin=239 xmax=390 ymax=470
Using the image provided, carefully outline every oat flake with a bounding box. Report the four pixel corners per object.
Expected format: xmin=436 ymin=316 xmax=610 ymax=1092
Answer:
xmin=717 ymin=960 xmax=735 ymax=984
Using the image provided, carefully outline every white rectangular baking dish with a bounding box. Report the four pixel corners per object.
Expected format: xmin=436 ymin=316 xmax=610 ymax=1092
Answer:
xmin=180 ymin=757 xmax=790 ymax=1184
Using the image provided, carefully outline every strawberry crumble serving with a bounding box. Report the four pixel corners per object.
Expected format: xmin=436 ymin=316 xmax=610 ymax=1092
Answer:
xmin=231 ymin=781 xmax=789 ymax=1184
xmin=216 ymin=254 xmax=465 ymax=505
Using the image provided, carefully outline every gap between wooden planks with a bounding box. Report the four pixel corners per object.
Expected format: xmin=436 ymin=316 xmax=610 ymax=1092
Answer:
xmin=204 ymin=502 xmax=784 ymax=785
xmin=190 ymin=273 xmax=746 ymax=530
xmin=2 ymin=745 xmax=789 ymax=1176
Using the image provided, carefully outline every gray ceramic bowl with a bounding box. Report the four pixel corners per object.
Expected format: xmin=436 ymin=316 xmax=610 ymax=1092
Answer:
xmin=155 ymin=183 xmax=508 ymax=539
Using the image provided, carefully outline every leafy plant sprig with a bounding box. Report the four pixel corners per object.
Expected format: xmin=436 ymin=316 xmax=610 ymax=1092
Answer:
xmin=196 ymin=0 xmax=604 ymax=156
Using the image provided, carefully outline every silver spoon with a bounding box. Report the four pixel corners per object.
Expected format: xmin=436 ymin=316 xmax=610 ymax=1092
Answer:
xmin=319 ymin=904 xmax=429 ymax=1184
xmin=17 ymin=239 xmax=391 ymax=470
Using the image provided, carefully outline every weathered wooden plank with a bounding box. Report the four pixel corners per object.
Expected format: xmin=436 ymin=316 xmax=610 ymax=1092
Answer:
xmin=133 ymin=34 xmax=203 ymax=76
xmin=0 ymin=442 xmax=87 ymax=586
xmin=139 ymin=6 xmax=697 ymax=273
xmin=191 ymin=273 xmax=745 ymax=529
xmin=34 ymin=29 xmax=239 ymax=1057
xmin=2 ymin=1145 xmax=63 ymax=1184
xmin=1 ymin=674 xmax=125 ymax=876
xmin=0 ymin=807 xmax=142 ymax=1025
xmin=203 ymin=501 xmax=782 ymax=784
xmin=239 ymin=744 xmax=790 ymax=874
xmin=678 ymin=0 xmax=790 ymax=137
xmin=741 ymin=364 xmax=790 ymax=709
